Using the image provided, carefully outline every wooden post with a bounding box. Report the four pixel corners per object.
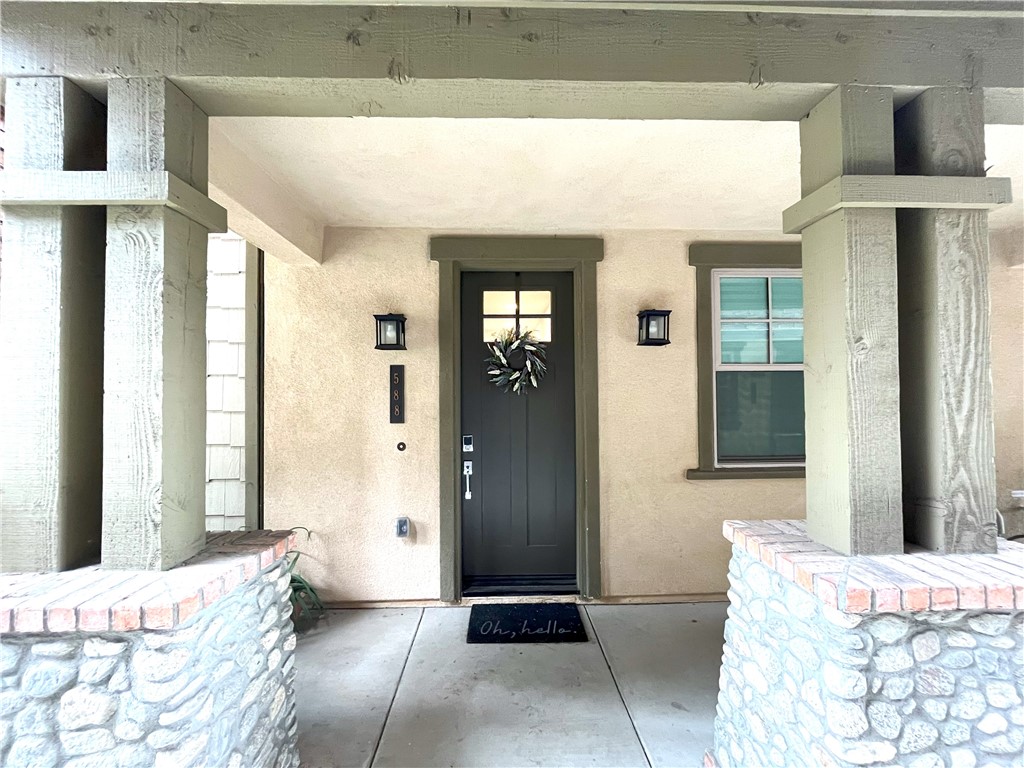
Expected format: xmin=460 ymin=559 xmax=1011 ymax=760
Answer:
xmin=799 ymin=86 xmax=905 ymax=556
xmin=0 ymin=78 xmax=106 ymax=572
xmin=895 ymin=88 xmax=998 ymax=554
xmin=102 ymin=78 xmax=210 ymax=570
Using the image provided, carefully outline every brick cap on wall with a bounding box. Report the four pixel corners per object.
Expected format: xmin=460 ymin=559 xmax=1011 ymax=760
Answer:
xmin=0 ymin=530 xmax=296 ymax=634
xmin=724 ymin=519 xmax=1024 ymax=614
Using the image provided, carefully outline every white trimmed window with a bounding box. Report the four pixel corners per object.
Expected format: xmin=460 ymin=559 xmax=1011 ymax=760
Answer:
xmin=712 ymin=269 xmax=805 ymax=467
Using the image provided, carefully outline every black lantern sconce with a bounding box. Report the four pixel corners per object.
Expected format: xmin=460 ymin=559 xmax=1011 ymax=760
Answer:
xmin=374 ymin=314 xmax=407 ymax=350
xmin=637 ymin=309 xmax=671 ymax=346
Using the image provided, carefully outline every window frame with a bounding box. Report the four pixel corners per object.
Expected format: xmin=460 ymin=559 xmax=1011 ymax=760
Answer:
xmin=687 ymin=243 xmax=805 ymax=480
xmin=711 ymin=268 xmax=805 ymax=469
xmin=481 ymin=287 xmax=555 ymax=342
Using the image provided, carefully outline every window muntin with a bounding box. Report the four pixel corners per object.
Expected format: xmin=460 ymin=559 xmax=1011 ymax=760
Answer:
xmin=712 ymin=269 xmax=805 ymax=467
xmin=716 ymin=274 xmax=804 ymax=366
xmin=482 ymin=289 xmax=553 ymax=342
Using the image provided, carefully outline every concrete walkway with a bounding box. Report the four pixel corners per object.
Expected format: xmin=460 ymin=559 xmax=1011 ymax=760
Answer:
xmin=295 ymin=602 xmax=726 ymax=768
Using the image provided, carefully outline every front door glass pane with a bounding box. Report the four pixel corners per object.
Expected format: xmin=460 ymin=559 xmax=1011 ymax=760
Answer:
xmin=483 ymin=317 xmax=516 ymax=341
xmin=483 ymin=289 xmax=553 ymax=343
xmin=519 ymin=317 xmax=552 ymax=343
xmin=483 ymin=291 xmax=518 ymax=315
xmin=519 ymin=291 xmax=552 ymax=315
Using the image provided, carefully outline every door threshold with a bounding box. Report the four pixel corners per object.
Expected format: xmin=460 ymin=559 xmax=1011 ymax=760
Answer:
xmin=462 ymin=575 xmax=577 ymax=598
xmin=461 ymin=594 xmax=582 ymax=606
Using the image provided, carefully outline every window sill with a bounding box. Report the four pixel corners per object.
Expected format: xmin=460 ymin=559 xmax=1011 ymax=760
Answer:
xmin=686 ymin=467 xmax=805 ymax=480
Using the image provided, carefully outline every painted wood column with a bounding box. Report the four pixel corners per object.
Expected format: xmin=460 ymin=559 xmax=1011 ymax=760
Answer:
xmin=798 ymin=86 xmax=905 ymax=556
xmin=0 ymin=78 xmax=106 ymax=572
xmin=102 ymin=78 xmax=211 ymax=570
xmin=894 ymin=88 xmax=998 ymax=554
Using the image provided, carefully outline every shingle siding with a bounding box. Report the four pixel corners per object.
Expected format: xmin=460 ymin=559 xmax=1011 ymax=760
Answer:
xmin=205 ymin=232 xmax=248 ymax=532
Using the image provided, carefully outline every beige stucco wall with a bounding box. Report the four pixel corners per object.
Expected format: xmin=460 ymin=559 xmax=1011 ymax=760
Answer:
xmin=597 ymin=231 xmax=805 ymax=598
xmin=264 ymin=229 xmax=440 ymax=603
xmin=264 ymin=227 xmax=1023 ymax=603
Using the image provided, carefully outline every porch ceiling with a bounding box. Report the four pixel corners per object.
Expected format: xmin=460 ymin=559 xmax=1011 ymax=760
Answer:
xmin=210 ymin=118 xmax=1022 ymax=235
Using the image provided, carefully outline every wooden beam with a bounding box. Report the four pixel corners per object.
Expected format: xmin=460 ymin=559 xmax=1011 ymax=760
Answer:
xmin=108 ymin=77 xmax=209 ymax=193
xmin=208 ymin=123 xmax=323 ymax=263
xmin=102 ymin=78 xmax=210 ymax=570
xmin=6 ymin=1 xmax=1021 ymax=15
xmin=0 ymin=170 xmax=228 ymax=232
xmin=782 ymin=174 xmax=1012 ymax=234
xmin=5 ymin=4 xmax=1016 ymax=88
xmin=178 ymin=79 xmax=1024 ymax=124
xmin=0 ymin=78 xmax=106 ymax=573
xmin=799 ymin=85 xmax=904 ymax=556
xmin=2 ymin=4 xmax=1020 ymax=121
xmin=895 ymin=87 xmax=999 ymax=554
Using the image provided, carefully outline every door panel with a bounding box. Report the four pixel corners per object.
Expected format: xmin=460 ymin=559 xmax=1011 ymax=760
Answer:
xmin=461 ymin=271 xmax=576 ymax=587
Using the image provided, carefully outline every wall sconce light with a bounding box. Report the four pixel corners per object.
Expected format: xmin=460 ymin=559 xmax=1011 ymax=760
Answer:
xmin=374 ymin=314 xmax=407 ymax=350
xmin=637 ymin=309 xmax=671 ymax=346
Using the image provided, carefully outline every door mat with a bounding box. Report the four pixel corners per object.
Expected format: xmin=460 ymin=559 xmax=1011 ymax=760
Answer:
xmin=466 ymin=603 xmax=588 ymax=644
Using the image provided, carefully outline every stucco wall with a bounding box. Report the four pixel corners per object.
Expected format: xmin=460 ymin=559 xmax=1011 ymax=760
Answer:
xmin=597 ymin=231 xmax=805 ymax=598
xmin=264 ymin=228 xmax=1023 ymax=603
xmin=264 ymin=229 xmax=440 ymax=603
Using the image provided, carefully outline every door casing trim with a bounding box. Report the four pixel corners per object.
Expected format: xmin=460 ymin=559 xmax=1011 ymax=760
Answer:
xmin=431 ymin=236 xmax=604 ymax=602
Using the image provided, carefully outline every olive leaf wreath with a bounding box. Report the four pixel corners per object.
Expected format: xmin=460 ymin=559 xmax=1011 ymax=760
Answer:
xmin=486 ymin=329 xmax=548 ymax=395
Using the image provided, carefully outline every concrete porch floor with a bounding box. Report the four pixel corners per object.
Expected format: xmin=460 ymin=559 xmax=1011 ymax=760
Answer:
xmin=294 ymin=602 xmax=726 ymax=768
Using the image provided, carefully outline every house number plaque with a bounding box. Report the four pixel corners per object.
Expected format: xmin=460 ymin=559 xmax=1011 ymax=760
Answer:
xmin=390 ymin=365 xmax=405 ymax=424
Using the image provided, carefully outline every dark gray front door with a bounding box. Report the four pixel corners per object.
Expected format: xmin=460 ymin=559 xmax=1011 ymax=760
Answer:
xmin=460 ymin=271 xmax=577 ymax=594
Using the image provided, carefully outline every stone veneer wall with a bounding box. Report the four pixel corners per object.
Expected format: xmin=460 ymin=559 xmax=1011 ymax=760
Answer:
xmin=0 ymin=532 xmax=297 ymax=768
xmin=713 ymin=531 xmax=1024 ymax=768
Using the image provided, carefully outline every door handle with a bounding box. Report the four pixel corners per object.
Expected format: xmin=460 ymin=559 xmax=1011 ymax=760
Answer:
xmin=463 ymin=461 xmax=473 ymax=500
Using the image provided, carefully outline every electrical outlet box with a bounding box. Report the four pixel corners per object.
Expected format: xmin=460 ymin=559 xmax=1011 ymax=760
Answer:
xmin=395 ymin=517 xmax=410 ymax=538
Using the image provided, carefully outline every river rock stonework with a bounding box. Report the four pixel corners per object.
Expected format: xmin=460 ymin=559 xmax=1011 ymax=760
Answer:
xmin=713 ymin=542 xmax=1024 ymax=768
xmin=0 ymin=532 xmax=298 ymax=768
